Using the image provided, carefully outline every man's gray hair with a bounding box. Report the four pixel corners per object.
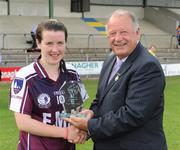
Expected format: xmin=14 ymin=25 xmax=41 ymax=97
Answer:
xmin=106 ymin=9 xmax=140 ymax=31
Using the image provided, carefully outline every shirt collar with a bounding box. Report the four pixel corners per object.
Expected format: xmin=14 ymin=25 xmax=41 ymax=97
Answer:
xmin=116 ymin=56 xmax=127 ymax=63
xmin=34 ymin=59 xmax=48 ymax=79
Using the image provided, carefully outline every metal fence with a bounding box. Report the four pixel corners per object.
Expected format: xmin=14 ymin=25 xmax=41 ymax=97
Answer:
xmin=0 ymin=32 xmax=179 ymax=67
xmin=0 ymin=33 xmax=177 ymax=49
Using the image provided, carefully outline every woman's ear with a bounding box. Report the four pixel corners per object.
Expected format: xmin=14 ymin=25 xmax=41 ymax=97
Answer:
xmin=36 ymin=39 xmax=41 ymax=49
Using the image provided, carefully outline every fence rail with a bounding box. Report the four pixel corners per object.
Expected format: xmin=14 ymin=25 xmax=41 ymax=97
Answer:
xmin=0 ymin=33 xmax=180 ymax=67
xmin=0 ymin=33 xmax=178 ymax=49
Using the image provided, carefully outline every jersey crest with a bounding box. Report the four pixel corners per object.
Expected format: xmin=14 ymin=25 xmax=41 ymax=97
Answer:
xmin=13 ymin=78 xmax=24 ymax=94
xmin=37 ymin=93 xmax=51 ymax=108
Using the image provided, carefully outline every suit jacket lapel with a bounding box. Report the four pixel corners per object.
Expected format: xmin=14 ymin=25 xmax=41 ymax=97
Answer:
xmin=99 ymin=42 xmax=143 ymax=104
xmin=100 ymin=57 xmax=116 ymax=97
xmin=101 ymin=60 xmax=132 ymax=101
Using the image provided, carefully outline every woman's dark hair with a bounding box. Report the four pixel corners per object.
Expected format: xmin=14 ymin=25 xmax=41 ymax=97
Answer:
xmin=36 ymin=19 xmax=68 ymax=73
xmin=36 ymin=19 xmax=68 ymax=43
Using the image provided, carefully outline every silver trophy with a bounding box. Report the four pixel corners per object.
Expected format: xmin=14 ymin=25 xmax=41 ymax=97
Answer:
xmin=59 ymin=80 xmax=89 ymax=118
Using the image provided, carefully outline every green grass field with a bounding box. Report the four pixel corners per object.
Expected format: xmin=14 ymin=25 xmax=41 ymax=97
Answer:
xmin=0 ymin=77 xmax=180 ymax=150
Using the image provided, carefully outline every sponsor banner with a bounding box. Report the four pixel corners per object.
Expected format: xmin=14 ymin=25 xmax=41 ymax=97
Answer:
xmin=161 ymin=64 xmax=180 ymax=76
xmin=0 ymin=67 xmax=21 ymax=81
xmin=66 ymin=61 xmax=104 ymax=75
xmin=1 ymin=63 xmax=180 ymax=81
xmin=67 ymin=62 xmax=180 ymax=77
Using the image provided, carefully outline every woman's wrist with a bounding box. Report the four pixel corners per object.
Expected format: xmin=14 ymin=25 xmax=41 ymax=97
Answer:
xmin=64 ymin=127 xmax=68 ymax=140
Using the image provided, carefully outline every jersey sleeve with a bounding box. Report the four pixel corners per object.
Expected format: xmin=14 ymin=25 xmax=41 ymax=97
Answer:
xmin=9 ymin=71 xmax=32 ymax=115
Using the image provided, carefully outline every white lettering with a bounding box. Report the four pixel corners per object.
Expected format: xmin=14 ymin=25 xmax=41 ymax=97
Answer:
xmin=2 ymin=70 xmax=18 ymax=80
xmin=56 ymin=95 xmax=65 ymax=105
xmin=56 ymin=96 xmax=60 ymax=104
xmin=42 ymin=111 xmax=68 ymax=127
xmin=55 ymin=111 xmax=68 ymax=127
xmin=43 ymin=113 xmax=51 ymax=124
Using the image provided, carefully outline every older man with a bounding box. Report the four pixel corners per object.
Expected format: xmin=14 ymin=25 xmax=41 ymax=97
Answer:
xmin=65 ymin=9 xmax=167 ymax=150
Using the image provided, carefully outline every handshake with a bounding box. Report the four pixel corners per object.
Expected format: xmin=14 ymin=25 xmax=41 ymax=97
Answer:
xmin=63 ymin=109 xmax=94 ymax=144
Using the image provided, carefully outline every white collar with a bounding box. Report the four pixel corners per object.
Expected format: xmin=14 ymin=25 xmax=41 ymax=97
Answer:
xmin=116 ymin=56 xmax=127 ymax=63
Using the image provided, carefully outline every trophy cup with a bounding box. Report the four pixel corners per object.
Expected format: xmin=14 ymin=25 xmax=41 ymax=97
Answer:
xmin=59 ymin=80 xmax=89 ymax=118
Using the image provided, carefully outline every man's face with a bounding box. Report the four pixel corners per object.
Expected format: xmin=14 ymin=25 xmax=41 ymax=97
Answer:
xmin=37 ymin=30 xmax=66 ymax=66
xmin=107 ymin=15 xmax=140 ymax=59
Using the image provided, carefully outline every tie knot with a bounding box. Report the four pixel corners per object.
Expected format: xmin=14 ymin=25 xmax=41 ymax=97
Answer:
xmin=115 ymin=59 xmax=123 ymax=68
xmin=108 ymin=59 xmax=123 ymax=84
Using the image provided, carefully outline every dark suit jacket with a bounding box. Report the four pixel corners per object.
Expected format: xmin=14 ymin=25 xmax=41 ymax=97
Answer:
xmin=88 ymin=43 xmax=167 ymax=150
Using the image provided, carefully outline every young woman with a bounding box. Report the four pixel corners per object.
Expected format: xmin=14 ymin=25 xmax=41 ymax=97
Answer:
xmin=9 ymin=19 xmax=86 ymax=150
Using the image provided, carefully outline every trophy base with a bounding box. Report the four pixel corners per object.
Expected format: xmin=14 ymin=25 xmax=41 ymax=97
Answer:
xmin=59 ymin=111 xmax=86 ymax=118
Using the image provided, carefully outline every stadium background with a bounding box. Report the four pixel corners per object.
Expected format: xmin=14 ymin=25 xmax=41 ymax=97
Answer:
xmin=0 ymin=0 xmax=180 ymax=79
xmin=0 ymin=0 xmax=180 ymax=149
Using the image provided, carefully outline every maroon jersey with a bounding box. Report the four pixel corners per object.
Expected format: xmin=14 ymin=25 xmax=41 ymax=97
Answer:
xmin=9 ymin=60 xmax=79 ymax=150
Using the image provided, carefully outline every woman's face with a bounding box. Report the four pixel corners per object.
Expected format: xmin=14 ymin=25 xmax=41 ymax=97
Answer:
xmin=37 ymin=30 xmax=66 ymax=66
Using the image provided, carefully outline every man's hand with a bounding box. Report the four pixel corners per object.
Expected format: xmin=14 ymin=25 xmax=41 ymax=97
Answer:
xmin=81 ymin=109 xmax=94 ymax=119
xmin=63 ymin=109 xmax=94 ymax=131
xmin=67 ymin=126 xmax=87 ymax=144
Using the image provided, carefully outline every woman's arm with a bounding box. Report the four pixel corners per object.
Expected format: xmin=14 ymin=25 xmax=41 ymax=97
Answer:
xmin=14 ymin=112 xmax=83 ymax=141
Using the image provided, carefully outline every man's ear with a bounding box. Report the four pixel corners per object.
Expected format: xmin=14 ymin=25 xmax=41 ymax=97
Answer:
xmin=136 ymin=27 xmax=141 ymax=39
xmin=136 ymin=27 xmax=140 ymax=34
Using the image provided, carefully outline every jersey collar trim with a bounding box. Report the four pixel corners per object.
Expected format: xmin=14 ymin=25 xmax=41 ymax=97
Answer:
xmin=34 ymin=60 xmax=48 ymax=79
